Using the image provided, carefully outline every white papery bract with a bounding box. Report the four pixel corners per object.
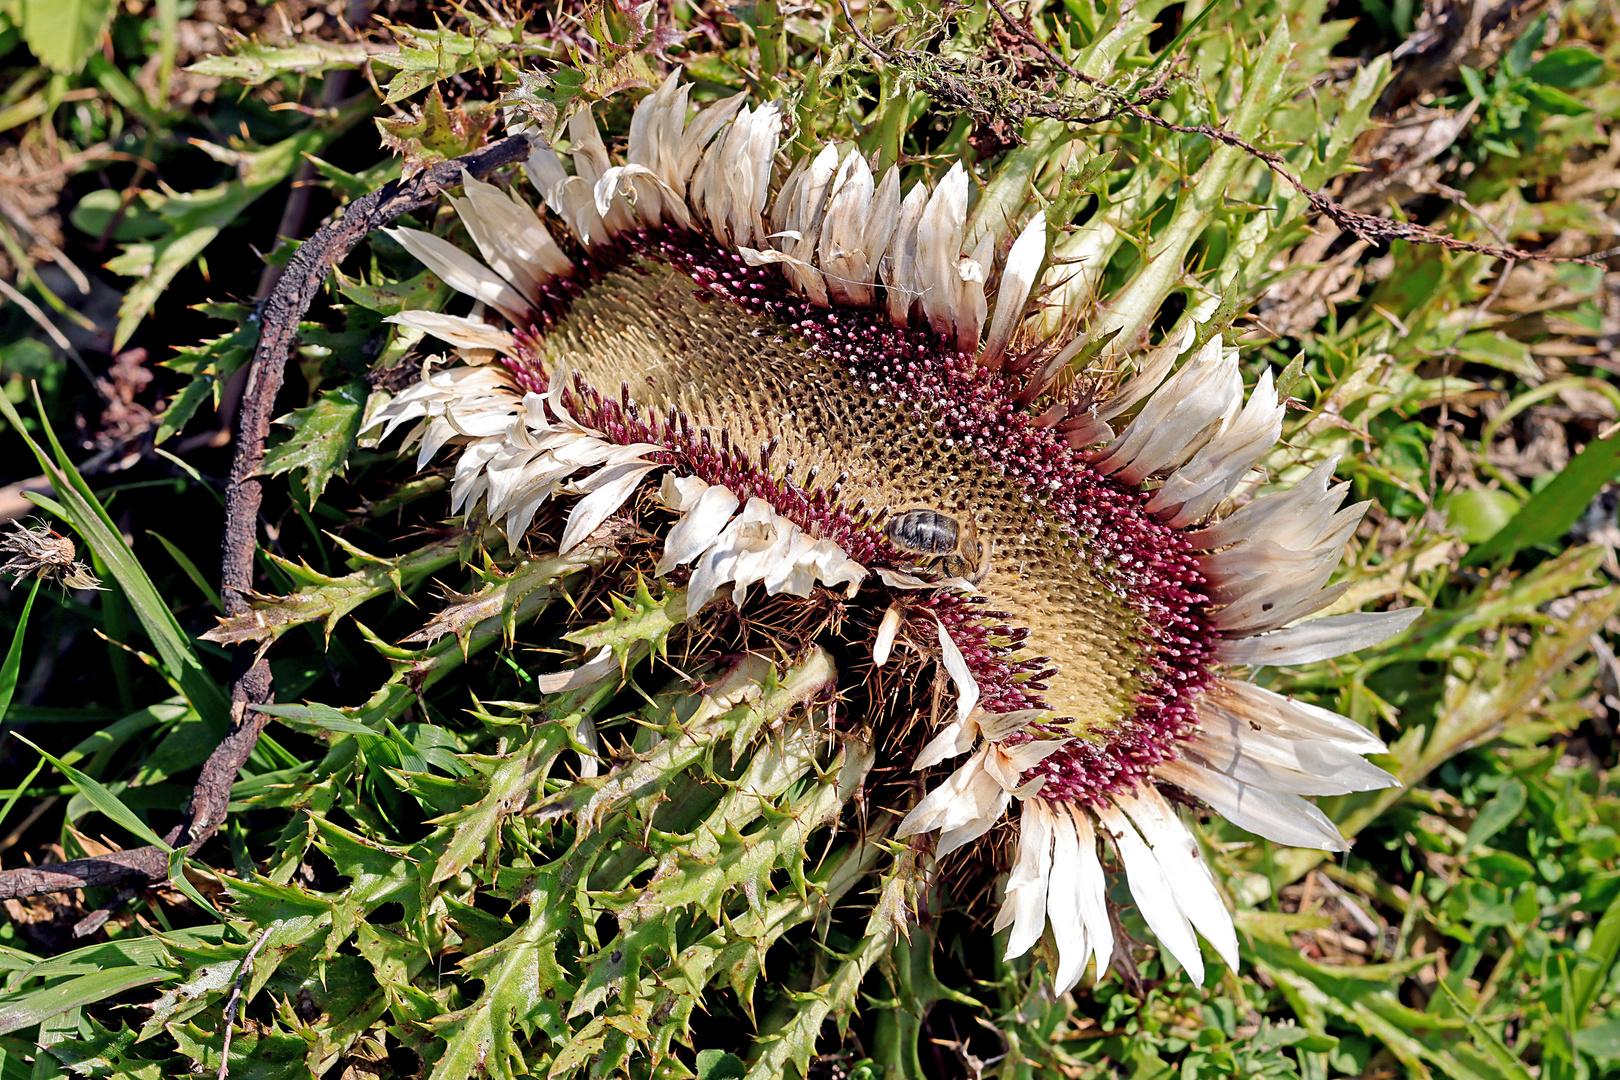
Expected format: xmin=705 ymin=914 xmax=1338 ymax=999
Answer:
xmin=655 ymin=475 xmax=867 ymax=613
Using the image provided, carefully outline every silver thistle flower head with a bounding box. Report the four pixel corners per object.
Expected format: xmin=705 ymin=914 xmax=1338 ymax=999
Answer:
xmin=359 ymin=73 xmax=1422 ymax=992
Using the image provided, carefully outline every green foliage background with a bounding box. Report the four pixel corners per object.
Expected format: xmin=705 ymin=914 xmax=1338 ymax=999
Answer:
xmin=0 ymin=1 xmax=1619 ymax=1078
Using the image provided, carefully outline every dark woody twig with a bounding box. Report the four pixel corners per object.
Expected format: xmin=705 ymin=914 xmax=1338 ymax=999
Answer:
xmin=0 ymin=847 xmax=169 ymax=902
xmin=979 ymin=0 xmax=1603 ymax=267
xmin=836 ymin=0 xmax=1174 ymax=127
xmin=0 ymin=135 xmax=533 ymax=907
xmin=850 ymin=0 xmax=1603 ymax=269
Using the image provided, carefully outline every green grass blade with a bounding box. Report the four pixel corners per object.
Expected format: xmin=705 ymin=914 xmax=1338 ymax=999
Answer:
xmin=20 ymin=492 xmax=69 ymax=520
xmin=0 ymin=968 xmax=173 ymax=1038
xmin=15 ymin=735 xmax=171 ymax=852
xmin=1149 ymin=2 xmax=1219 ymax=68
xmin=161 ymin=847 xmax=228 ymax=922
xmin=254 ymin=702 xmax=378 ymax=737
xmin=0 ymin=580 xmax=40 ymax=725
xmin=0 ymin=759 xmax=44 ymax=838
xmin=16 ymin=936 xmax=180 ymax=982
xmin=1463 ymin=433 xmax=1620 ymax=566
xmin=23 ymin=719 xmax=228 ymax=923
xmin=59 ymin=699 xmax=184 ymax=767
xmin=151 ymin=446 xmax=223 ymax=505
xmin=1573 ymin=890 xmax=1620 ymax=1018
xmin=0 ymin=388 xmax=230 ymax=729
xmin=1434 ymin=980 xmax=1535 ymax=1080
xmin=146 ymin=531 xmax=225 ymax=613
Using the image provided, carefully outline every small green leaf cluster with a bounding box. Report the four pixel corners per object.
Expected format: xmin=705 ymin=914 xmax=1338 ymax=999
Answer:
xmin=1457 ymin=13 xmax=1607 ymax=161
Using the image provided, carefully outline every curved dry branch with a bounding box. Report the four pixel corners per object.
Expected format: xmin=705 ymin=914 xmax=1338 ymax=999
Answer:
xmin=0 ymin=135 xmax=533 ymax=907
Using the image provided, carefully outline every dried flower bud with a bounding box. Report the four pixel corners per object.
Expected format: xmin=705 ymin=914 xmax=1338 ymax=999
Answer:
xmin=1 ymin=521 xmax=104 ymax=591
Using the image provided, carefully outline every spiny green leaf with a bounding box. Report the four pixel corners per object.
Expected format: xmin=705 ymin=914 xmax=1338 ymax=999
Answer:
xmin=425 ymin=889 xmax=569 ymax=1080
xmin=629 ymin=732 xmax=867 ymax=924
xmin=226 ymin=877 xmax=331 ymax=928
xmin=338 ymin=267 xmax=450 ymax=316
xmin=371 ymin=24 xmax=510 ymax=105
xmin=498 ymin=66 xmax=589 ymax=142
xmin=161 ymin=311 xmax=258 ymax=376
xmin=138 ymin=955 xmax=242 ymax=1040
xmin=105 ymin=101 xmax=370 ymax=350
xmin=42 ymin=1017 xmax=167 ymax=1079
xmin=169 ymin=1020 xmax=315 ymax=1080
xmin=574 ymin=651 xmax=834 ymax=832
xmin=258 ymin=380 xmax=368 ymax=504
xmin=375 ymin=85 xmax=498 ymax=172
xmin=429 ymin=725 xmax=573 ymax=884
xmin=563 ymin=577 xmax=687 ymax=663
xmin=185 ymin=39 xmax=369 ymax=85
xmin=155 ymin=318 xmax=258 ymax=443
xmin=404 ymin=549 xmax=603 ymax=652
xmin=309 ymin=815 xmax=420 ymax=910
xmin=200 ymin=533 xmax=463 ymax=647
xmin=1101 ymin=20 xmax=1293 ymax=351
xmin=744 ymin=856 xmax=918 ymax=1080
xmin=1274 ymin=354 xmax=1307 ymax=400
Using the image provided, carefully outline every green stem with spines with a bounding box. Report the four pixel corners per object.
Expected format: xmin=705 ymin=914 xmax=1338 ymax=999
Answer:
xmin=745 ymin=851 xmax=921 ymax=1080
xmin=1100 ymin=21 xmax=1294 ymax=353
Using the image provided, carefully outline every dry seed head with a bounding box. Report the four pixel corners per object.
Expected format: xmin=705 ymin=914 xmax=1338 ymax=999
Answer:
xmin=1 ymin=521 xmax=103 ymax=591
